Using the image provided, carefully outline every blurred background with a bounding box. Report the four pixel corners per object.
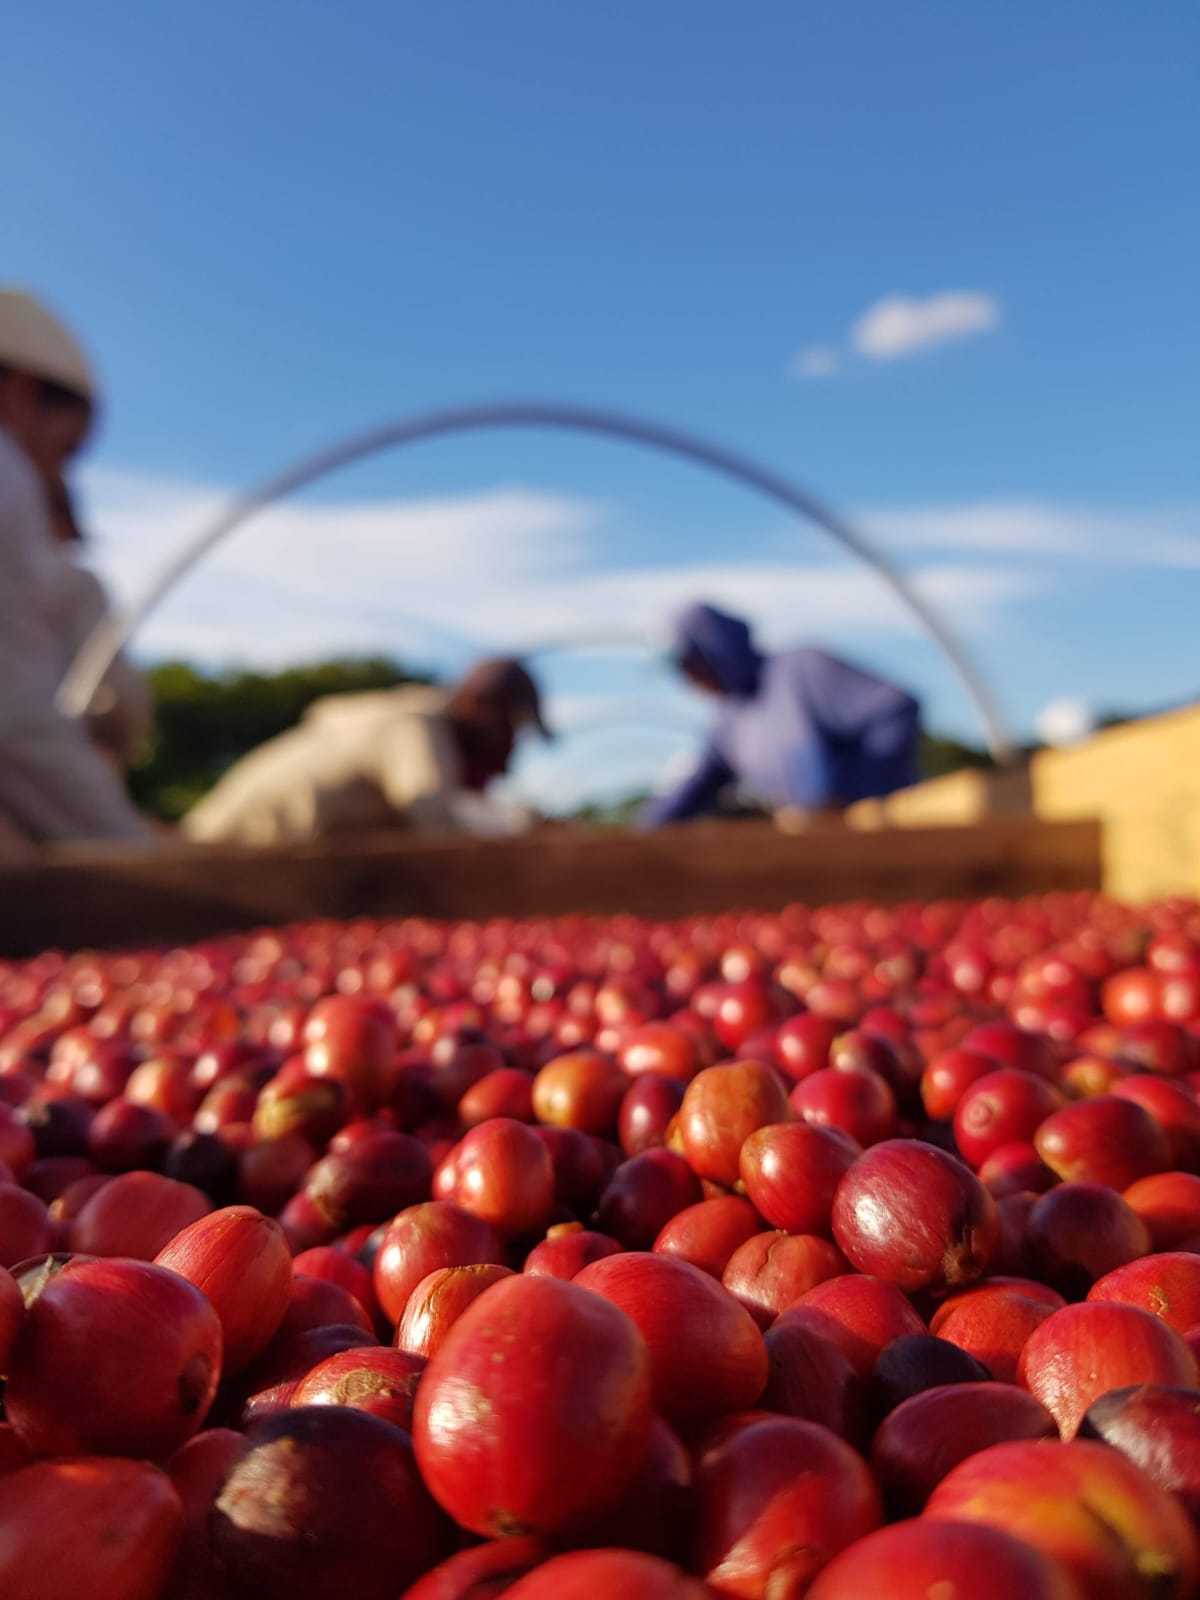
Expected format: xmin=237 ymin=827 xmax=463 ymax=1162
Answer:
xmin=7 ymin=1 xmax=1198 ymax=821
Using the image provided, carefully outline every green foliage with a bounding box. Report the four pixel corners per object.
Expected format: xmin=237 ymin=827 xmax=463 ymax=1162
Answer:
xmin=918 ymin=731 xmax=996 ymax=781
xmin=129 ymin=657 xmax=431 ymax=820
xmin=568 ymin=794 xmax=649 ymax=828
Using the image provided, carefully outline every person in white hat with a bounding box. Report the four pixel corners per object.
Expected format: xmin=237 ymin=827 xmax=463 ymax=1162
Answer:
xmin=0 ymin=289 xmax=153 ymax=847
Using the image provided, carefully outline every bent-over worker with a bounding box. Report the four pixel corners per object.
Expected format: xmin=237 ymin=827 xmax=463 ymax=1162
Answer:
xmin=642 ymin=602 xmax=921 ymax=828
xmin=183 ymin=657 xmax=551 ymax=847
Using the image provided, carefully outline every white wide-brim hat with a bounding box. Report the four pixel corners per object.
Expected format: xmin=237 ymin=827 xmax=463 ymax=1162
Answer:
xmin=0 ymin=289 xmax=95 ymax=401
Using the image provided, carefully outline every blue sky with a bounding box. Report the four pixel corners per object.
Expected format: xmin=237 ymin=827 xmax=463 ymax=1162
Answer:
xmin=8 ymin=3 xmax=1200 ymax=809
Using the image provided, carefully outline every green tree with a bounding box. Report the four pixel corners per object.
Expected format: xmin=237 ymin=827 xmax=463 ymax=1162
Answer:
xmin=918 ymin=731 xmax=996 ymax=781
xmin=129 ymin=657 xmax=431 ymax=820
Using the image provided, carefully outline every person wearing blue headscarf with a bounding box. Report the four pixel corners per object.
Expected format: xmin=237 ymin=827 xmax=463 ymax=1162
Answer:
xmin=642 ymin=602 xmax=922 ymax=828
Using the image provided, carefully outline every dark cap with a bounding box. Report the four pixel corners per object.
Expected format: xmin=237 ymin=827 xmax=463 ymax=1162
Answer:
xmin=454 ymin=657 xmax=553 ymax=740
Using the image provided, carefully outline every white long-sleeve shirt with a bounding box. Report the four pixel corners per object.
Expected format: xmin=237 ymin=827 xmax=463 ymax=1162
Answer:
xmin=183 ymin=686 xmax=535 ymax=846
xmin=52 ymin=559 xmax=153 ymax=766
xmin=0 ymin=428 xmax=150 ymax=844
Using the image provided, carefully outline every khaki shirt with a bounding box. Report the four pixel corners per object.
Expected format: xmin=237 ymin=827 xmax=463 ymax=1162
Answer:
xmin=0 ymin=429 xmax=150 ymax=844
xmin=182 ymin=687 xmax=532 ymax=847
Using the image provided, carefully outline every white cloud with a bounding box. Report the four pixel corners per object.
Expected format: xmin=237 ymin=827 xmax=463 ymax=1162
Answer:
xmin=851 ymin=291 xmax=1000 ymax=360
xmin=792 ymin=345 xmax=840 ymax=380
xmin=74 ymin=469 xmax=1039 ymax=678
xmin=1036 ymin=698 xmax=1095 ymax=748
xmin=790 ymin=290 xmax=1001 ymax=379
xmin=539 ymin=561 xmax=1033 ymax=653
xmin=860 ymin=500 xmax=1200 ymax=565
xmin=77 ymin=468 xmax=602 ymax=670
xmin=862 ymin=501 xmax=1090 ymax=555
xmin=1144 ymin=534 xmax=1200 ymax=569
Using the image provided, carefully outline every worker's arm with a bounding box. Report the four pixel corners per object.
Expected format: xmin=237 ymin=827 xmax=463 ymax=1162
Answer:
xmin=639 ymin=743 xmax=736 ymax=829
xmin=857 ymin=694 xmax=922 ymax=793
xmin=56 ymin=563 xmax=153 ymax=767
xmin=782 ymin=733 xmax=837 ymax=811
xmin=0 ymin=718 xmax=154 ymax=844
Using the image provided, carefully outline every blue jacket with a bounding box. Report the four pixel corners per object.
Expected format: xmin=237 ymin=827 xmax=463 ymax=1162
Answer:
xmin=643 ymin=603 xmax=921 ymax=826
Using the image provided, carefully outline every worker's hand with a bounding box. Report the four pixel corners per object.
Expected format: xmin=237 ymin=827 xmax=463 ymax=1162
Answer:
xmin=448 ymin=794 xmax=539 ymax=838
xmin=774 ymin=806 xmax=812 ymax=836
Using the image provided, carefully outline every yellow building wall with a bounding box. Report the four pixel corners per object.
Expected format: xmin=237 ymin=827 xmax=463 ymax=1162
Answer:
xmin=846 ymin=704 xmax=1200 ymax=903
xmin=1031 ymin=706 xmax=1200 ymax=903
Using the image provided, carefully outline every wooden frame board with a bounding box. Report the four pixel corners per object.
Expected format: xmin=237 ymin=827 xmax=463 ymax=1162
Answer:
xmin=0 ymin=817 xmax=1102 ymax=957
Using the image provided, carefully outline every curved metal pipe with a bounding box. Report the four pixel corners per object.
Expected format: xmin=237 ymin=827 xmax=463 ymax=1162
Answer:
xmin=521 ymin=628 xmax=655 ymax=661
xmin=547 ymin=711 xmax=704 ymax=741
xmin=60 ymin=401 xmax=1015 ymax=760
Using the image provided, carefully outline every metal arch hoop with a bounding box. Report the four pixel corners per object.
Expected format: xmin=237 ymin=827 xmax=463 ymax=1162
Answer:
xmin=551 ymin=711 xmax=707 ymax=741
xmin=59 ymin=400 xmax=1015 ymax=761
